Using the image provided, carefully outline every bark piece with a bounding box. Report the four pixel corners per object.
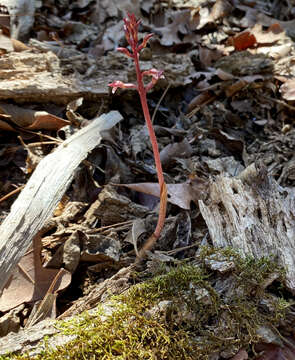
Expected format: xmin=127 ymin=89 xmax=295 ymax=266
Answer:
xmin=0 ymin=49 xmax=198 ymax=104
xmin=0 ymin=51 xmax=111 ymax=104
xmin=81 ymin=233 xmax=121 ymax=262
xmin=199 ymin=164 xmax=295 ymax=293
xmin=84 ymin=185 xmax=150 ymax=226
xmin=0 ymin=111 xmax=123 ymax=294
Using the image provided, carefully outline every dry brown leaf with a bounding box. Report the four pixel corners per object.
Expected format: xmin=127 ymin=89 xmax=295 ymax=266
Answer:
xmin=160 ymin=139 xmax=193 ymax=168
xmin=225 ymin=79 xmax=248 ymax=97
xmin=251 ymin=23 xmax=286 ymax=44
xmin=232 ymin=30 xmax=257 ymax=51
xmin=188 ymin=91 xmax=215 ymax=112
xmin=215 ymin=68 xmax=235 ymax=81
xmin=0 ymin=26 xmax=30 ymax=53
xmin=101 ymin=21 xmax=124 ymax=52
xmin=225 ymin=74 xmax=264 ymax=97
xmin=154 ymin=10 xmax=198 ymax=46
xmin=28 ymin=112 xmax=70 ymax=130
xmin=93 ymin=0 xmax=141 ymax=25
xmin=280 ymin=79 xmax=295 ymax=101
xmin=255 ymin=339 xmax=295 ymax=360
xmin=0 ymin=103 xmax=69 ymax=131
xmin=124 ymin=219 xmax=147 ymax=257
xmin=25 ymin=293 xmax=57 ymax=328
xmin=199 ymin=46 xmax=223 ymax=68
xmin=11 ymin=38 xmax=31 ymax=52
xmin=210 ymin=128 xmax=244 ymax=154
xmin=230 ymin=349 xmax=248 ymax=360
xmin=210 ymin=0 xmax=233 ymax=22
xmin=173 ymin=211 xmax=191 ymax=249
xmin=0 ymin=235 xmax=71 ymax=312
xmin=230 ymin=23 xmax=286 ymax=52
xmin=0 ymin=114 xmax=13 ymax=131
xmin=66 ymin=97 xmax=84 ymax=126
xmin=80 ymin=233 xmax=121 ymax=262
xmin=195 ymin=7 xmax=213 ymax=30
xmin=256 ymin=12 xmax=295 ymax=40
xmin=118 ymin=179 xmax=207 ymax=210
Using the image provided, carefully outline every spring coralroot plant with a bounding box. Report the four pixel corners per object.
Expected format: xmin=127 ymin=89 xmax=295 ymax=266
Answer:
xmin=108 ymin=13 xmax=167 ymax=258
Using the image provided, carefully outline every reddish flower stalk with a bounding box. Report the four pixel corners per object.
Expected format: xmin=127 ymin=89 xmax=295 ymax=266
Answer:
xmin=109 ymin=13 xmax=167 ymax=257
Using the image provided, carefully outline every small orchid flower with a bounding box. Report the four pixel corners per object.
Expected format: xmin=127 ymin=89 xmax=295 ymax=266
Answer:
xmin=142 ymin=69 xmax=165 ymax=92
xmin=108 ymin=80 xmax=137 ymax=94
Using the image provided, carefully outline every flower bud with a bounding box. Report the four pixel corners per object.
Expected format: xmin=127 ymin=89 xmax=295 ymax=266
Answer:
xmin=108 ymin=80 xmax=137 ymax=94
xmin=117 ymin=47 xmax=133 ymax=58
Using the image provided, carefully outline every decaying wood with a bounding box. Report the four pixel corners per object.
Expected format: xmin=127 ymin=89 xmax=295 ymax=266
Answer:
xmin=0 ymin=51 xmax=113 ymax=104
xmin=0 ymin=111 xmax=123 ymax=294
xmin=199 ymin=163 xmax=295 ymax=294
xmin=0 ymin=49 xmax=197 ymax=104
xmin=58 ymin=265 xmax=132 ymax=319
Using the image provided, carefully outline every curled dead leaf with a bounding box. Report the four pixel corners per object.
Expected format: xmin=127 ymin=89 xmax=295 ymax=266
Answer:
xmin=255 ymin=339 xmax=295 ymax=360
xmin=160 ymin=139 xmax=193 ymax=168
xmin=125 ymin=219 xmax=146 ymax=257
xmin=230 ymin=349 xmax=248 ymax=360
xmin=0 ymin=103 xmax=70 ymax=131
xmin=116 ymin=178 xmax=207 ymax=210
xmin=188 ymin=91 xmax=216 ymax=112
xmin=251 ymin=23 xmax=286 ymax=45
xmin=210 ymin=0 xmax=233 ymax=22
xmin=280 ymin=79 xmax=295 ymax=101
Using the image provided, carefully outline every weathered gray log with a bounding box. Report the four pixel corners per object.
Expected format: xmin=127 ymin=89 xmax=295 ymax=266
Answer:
xmin=199 ymin=163 xmax=295 ymax=293
xmin=0 ymin=110 xmax=123 ymax=294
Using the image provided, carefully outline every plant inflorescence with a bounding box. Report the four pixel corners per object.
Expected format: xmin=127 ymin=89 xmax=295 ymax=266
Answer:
xmin=109 ymin=13 xmax=167 ymax=258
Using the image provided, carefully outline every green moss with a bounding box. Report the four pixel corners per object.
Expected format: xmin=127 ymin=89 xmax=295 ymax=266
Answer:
xmin=0 ymin=247 xmax=290 ymax=360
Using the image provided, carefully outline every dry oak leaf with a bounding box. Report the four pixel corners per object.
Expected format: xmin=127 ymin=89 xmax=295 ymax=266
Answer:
xmin=153 ymin=10 xmax=199 ymax=46
xmin=0 ymin=235 xmax=71 ymax=312
xmin=251 ymin=23 xmax=286 ymax=44
xmin=118 ymin=179 xmax=207 ymax=210
xmin=0 ymin=103 xmax=69 ymax=131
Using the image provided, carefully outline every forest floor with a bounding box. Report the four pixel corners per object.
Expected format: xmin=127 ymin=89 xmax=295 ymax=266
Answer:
xmin=1 ymin=1 xmax=295 ymax=359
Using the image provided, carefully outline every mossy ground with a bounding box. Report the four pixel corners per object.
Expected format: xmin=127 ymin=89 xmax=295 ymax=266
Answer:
xmin=0 ymin=247 xmax=291 ymax=360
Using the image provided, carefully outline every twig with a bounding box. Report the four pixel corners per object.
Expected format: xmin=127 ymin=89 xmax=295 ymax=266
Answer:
xmin=151 ymin=83 xmax=171 ymax=124
xmin=0 ymin=185 xmax=24 ymax=204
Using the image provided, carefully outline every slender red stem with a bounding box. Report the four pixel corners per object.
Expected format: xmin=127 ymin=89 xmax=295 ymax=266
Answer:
xmin=133 ymin=55 xmax=164 ymax=189
xmin=133 ymin=53 xmax=167 ymax=240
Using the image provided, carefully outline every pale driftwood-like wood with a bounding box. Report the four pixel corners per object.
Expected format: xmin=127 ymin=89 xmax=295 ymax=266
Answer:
xmin=0 ymin=0 xmax=35 ymax=39
xmin=199 ymin=163 xmax=295 ymax=294
xmin=0 ymin=111 xmax=123 ymax=294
